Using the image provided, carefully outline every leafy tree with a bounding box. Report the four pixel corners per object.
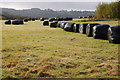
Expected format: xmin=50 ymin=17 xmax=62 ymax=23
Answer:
xmin=96 ymin=1 xmax=120 ymax=19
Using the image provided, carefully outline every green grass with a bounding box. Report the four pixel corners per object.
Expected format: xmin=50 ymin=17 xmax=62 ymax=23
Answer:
xmin=2 ymin=20 xmax=119 ymax=78
xmin=67 ymin=19 xmax=119 ymax=26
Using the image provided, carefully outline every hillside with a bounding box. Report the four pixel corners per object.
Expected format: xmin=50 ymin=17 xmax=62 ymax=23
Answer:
xmin=1 ymin=8 xmax=95 ymax=18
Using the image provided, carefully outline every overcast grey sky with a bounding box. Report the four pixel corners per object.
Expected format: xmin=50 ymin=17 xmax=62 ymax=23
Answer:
xmin=0 ymin=0 xmax=117 ymax=2
xmin=0 ymin=0 xmax=117 ymax=11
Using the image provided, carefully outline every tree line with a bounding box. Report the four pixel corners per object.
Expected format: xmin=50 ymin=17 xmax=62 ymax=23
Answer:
xmin=0 ymin=12 xmax=34 ymax=20
xmin=1 ymin=8 xmax=95 ymax=20
xmin=96 ymin=1 xmax=120 ymax=19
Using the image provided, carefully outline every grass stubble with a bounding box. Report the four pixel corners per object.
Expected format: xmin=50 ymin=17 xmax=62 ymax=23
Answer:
xmin=1 ymin=20 xmax=119 ymax=78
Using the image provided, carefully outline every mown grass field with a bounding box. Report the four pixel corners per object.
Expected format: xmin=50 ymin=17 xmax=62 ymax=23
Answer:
xmin=1 ymin=20 xmax=119 ymax=78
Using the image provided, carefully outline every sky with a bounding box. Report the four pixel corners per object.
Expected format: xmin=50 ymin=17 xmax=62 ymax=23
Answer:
xmin=0 ymin=0 xmax=117 ymax=11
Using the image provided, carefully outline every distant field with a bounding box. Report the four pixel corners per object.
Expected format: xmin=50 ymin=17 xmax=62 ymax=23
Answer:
xmin=2 ymin=20 xmax=119 ymax=78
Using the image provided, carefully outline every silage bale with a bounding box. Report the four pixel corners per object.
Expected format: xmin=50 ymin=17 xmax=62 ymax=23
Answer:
xmin=93 ymin=24 xmax=110 ymax=39
xmin=31 ymin=18 xmax=35 ymax=21
xmin=43 ymin=21 xmax=49 ymax=26
xmin=108 ymin=26 xmax=120 ymax=44
xmin=57 ymin=22 xmax=62 ymax=27
xmin=28 ymin=18 xmax=32 ymax=21
xmin=79 ymin=23 xmax=89 ymax=34
xmin=12 ymin=19 xmax=24 ymax=25
xmin=23 ymin=18 xmax=28 ymax=22
xmin=35 ymin=18 xmax=38 ymax=20
xmin=57 ymin=18 xmax=63 ymax=21
xmin=12 ymin=20 xmax=18 ymax=25
xmin=50 ymin=21 xmax=58 ymax=28
xmin=40 ymin=18 xmax=44 ymax=21
xmin=83 ymin=16 xmax=88 ymax=18
xmin=68 ymin=17 xmax=73 ymax=21
xmin=87 ymin=16 xmax=94 ymax=18
xmin=49 ymin=18 xmax=56 ymax=22
xmin=61 ymin=22 xmax=68 ymax=29
xmin=79 ymin=16 xmax=83 ymax=19
xmin=19 ymin=20 xmax=24 ymax=24
xmin=5 ymin=20 xmax=11 ymax=24
xmin=86 ymin=23 xmax=100 ymax=37
xmin=73 ymin=23 xmax=80 ymax=33
xmin=64 ymin=22 xmax=75 ymax=32
xmin=63 ymin=17 xmax=73 ymax=21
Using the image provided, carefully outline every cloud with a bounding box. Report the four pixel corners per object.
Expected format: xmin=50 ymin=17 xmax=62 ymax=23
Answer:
xmin=0 ymin=2 xmax=100 ymax=11
xmin=0 ymin=0 xmax=116 ymax=2
xmin=0 ymin=0 xmax=117 ymax=11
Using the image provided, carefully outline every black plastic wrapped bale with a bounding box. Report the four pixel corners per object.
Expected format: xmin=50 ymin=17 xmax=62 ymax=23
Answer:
xmin=87 ymin=16 xmax=94 ymax=18
xmin=5 ymin=20 xmax=11 ymax=24
xmin=64 ymin=22 xmax=75 ymax=32
xmin=19 ymin=20 xmax=24 ymax=24
xmin=28 ymin=18 xmax=32 ymax=21
xmin=63 ymin=17 xmax=73 ymax=21
xmin=79 ymin=16 xmax=83 ymax=19
xmin=86 ymin=23 xmax=100 ymax=37
xmin=93 ymin=24 xmax=110 ymax=39
xmin=43 ymin=21 xmax=49 ymax=26
xmin=49 ymin=18 xmax=56 ymax=22
xmin=40 ymin=18 xmax=44 ymax=21
xmin=12 ymin=20 xmax=19 ymax=25
xmin=50 ymin=21 xmax=58 ymax=28
xmin=63 ymin=18 xmax=66 ymax=21
xmin=23 ymin=18 xmax=28 ymax=22
xmin=68 ymin=17 xmax=73 ymax=21
xmin=57 ymin=22 xmax=62 ymax=28
xmin=61 ymin=22 xmax=68 ymax=29
xmin=60 ymin=18 xmax=64 ymax=21
xmin=108 ymin=26 xmax=120 ymax=44
xmin=12 ymin=19 xmax=24 ymax=25
xmin=32 ymin=18 xmax=35 ymax=21
xmin=79 ymin=23 xmax=89 ymax=34
xmin=83 ymin=16 xmax=88 ymax=18
xmin=57 ymin=18 xmax=63 ymax=21
xmin=73 ymin=24 xmax=80 ymax=33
